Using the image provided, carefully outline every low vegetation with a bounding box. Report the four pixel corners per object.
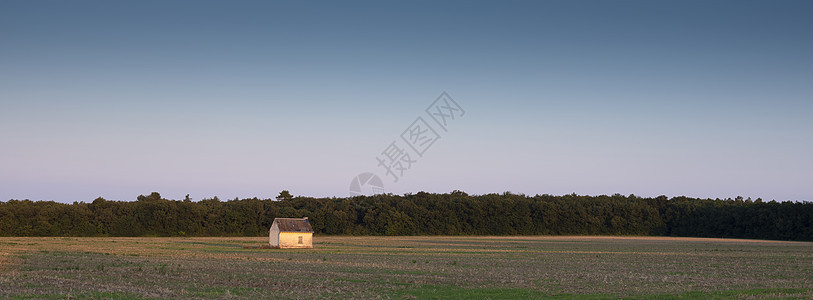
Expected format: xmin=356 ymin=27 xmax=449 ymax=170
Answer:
xmin=1 ymin=236 xmax=811 ymax=299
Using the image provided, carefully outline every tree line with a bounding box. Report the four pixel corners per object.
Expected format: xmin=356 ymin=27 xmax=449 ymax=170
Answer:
xmin=1 ymin=191 xmax=811 ymax=241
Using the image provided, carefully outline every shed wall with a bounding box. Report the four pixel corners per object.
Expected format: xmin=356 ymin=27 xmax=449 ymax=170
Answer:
xmin=269 ymin=224 xmax=280 ymax=247
xmin=278 ymin=232 xmax=312 ymax=248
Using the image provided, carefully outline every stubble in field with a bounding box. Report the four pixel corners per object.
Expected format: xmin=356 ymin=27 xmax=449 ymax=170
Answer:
xmin=0 ymin=236 xmax=811 ymax=299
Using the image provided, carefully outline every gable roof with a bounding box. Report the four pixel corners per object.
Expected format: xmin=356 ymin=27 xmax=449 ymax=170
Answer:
xmin=273 ymin=218 xmax=314 ymax=233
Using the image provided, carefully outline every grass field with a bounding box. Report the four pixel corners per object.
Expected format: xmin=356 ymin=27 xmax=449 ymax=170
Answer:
xmin=1 ymin=236 xmax=811 ymax=299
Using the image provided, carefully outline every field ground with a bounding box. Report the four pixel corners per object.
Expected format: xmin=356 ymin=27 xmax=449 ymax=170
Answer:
xmin=0 ymin=236 xmax=811 ymax=299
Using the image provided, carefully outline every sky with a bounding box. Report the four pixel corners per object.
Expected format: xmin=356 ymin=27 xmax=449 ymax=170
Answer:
xmin=1 ymin=1 xmax=811 ymax=203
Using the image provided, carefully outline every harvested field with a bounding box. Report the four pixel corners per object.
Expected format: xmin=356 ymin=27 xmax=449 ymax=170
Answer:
xmin=0 ymin=236 xmax=811 ymax=299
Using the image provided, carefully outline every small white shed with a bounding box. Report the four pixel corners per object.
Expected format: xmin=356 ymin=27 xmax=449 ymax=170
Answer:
xmin=269 ymin=217 xmax=314 ymax=249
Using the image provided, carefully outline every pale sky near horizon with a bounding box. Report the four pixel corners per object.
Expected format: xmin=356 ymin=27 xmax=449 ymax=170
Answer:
xmin=2 ymin=1 xmax=811 ymax=203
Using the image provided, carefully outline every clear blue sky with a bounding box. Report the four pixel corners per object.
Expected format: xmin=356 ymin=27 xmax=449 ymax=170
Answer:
xmin=2 ymin=1 xmax=811 ymax=202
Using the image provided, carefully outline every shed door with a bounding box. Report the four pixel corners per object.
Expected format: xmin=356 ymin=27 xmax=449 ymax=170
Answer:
xmin=298 ymin=236 xmax=303 ymax=244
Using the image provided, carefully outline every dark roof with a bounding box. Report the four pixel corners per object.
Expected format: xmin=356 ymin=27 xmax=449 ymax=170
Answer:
xmin=274 ymin=218 xmax=314 ymax=233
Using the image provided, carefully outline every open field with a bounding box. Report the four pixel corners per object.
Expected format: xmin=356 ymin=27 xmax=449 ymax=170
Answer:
xmin=1 ymin=236 xmax=811 ymax=299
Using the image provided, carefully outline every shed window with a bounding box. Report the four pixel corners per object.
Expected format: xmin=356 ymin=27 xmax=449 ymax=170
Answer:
xmin=298 ymin=236 xmax=303 ymax=244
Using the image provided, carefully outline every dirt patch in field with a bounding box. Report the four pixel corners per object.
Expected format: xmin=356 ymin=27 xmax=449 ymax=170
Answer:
xmin=0 ymin=252 xmax=13 ymax=272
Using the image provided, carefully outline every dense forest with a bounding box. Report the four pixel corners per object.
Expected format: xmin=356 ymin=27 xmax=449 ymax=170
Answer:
xmin=1 ymin=191 xmax=811 ymax=241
